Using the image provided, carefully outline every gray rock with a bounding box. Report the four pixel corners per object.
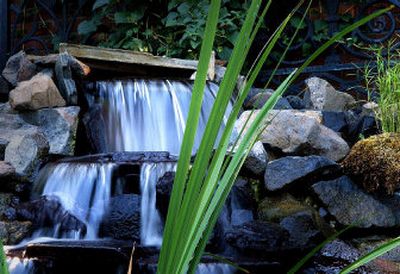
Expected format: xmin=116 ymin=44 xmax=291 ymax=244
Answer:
xmin=312 ymin=176 xmax=396 ymax=228
xmin=0 ymin=220 xmax=32 ymax=245
xmin=0 ymin=193 xmax=13 ymax=220
xmin=235 ymin=110 xmax=350 ymax=161
xmin=55 ymin=53 xmax=78 ymax=105
xmin=0 ymin=138 xmax=8 ymax=160
xmin=4 ymin=132 xmax=49 ymax=180
xmin=0 ymin=161 xmax=14 ymax=178
xmin=100 ymin=194 xmax=141 ymax=241
xmin=9 ymin=73 xmax=66 ymax=110
xmin=244 ymin=141 xmax=268 ymax=176
xmin=231 ymin=209 xmax=253 ymax=226
xmin=322 ymin=111 xmax=348 ymax=133
xmin=264 ymin=155 xmax=339 ymax=191
xmin=2 ymin=51 xmax=37 ymax=86
xmin=20 ymin=106 xmax=80 ymax=155
xmin=244 ymin=91 xmax=292 ymax=110
xmin=0 ymin=76 xmax=9 ymax=102
xmin=286 ymin=95 xmax=305 ymax=109
xmin=304 ymin=77 xmax=356 ymax=111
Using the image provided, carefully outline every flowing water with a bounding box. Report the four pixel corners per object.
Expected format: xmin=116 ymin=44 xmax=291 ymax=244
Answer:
xmin=87 ymin=79 xmax=230 ymax=155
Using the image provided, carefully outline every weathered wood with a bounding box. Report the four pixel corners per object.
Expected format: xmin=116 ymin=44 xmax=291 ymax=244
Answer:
xmin=59 ymin=43 xmax=199 ymax=72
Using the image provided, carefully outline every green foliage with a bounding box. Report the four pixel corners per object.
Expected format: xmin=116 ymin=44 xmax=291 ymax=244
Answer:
xmin=365 ymin=45 xmax=400 ymax=133
xmin=78 ymin=0 xmax=248 ymax=59
xmin=157 ymin=1 xmax=391 ymax=274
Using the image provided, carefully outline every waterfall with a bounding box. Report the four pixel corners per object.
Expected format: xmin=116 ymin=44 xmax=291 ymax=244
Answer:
xmin=32 ymin=162 xmax=115 ymax=239
xmin=87 ymin=79 xmax=229 ymax=155
xmin=7 ymin=258 xmax=34 ymax=274
xmin=140 ymin=162 xmax=176 ymax=247
xmin=195 ymin=263 xmax=235 ymax=274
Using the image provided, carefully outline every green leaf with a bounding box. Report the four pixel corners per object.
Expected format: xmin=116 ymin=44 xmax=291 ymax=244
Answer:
xmin=165 ymin=12 xmax=179 ymax=27
xmin=177 ymin=2 xmax=190 ymax=14
xmin=77 ymin=19 xmax=98 ymax=35
xmin=92 ymin=0 xmax=109 ymax=10
xmin=114 ymin=10 xmax=144 ymax=24
xmin=0 ymin=241 xmax=9 ymax=274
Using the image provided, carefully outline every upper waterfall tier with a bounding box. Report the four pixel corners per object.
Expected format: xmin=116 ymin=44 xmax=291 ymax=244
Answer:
xmin=85 ymin=79 xmax=230 ymax=155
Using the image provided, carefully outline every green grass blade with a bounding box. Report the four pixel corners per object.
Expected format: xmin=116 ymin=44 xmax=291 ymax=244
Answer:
xmin=157 ymin=0 xmax=221 ymax=272
xmin=340 ymin=236 xmax=400 ymax=274
xmin=0 ymin=242 xmax=9 ymax=274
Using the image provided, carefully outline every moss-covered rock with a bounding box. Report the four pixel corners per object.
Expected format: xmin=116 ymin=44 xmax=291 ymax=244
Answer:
xmin=342 ymin=133 xmax=400 ymax=194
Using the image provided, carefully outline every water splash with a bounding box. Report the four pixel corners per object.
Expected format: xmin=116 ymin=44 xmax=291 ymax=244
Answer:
xmin=7 ymin=257 xmax=34 ymax=274
xmin=33 ymin=162 xmax=115 ymax=239
xmin=140 ymin=162 xmax=176 ymax=247
xmin=88 ymin=79 xmax=229 ymax=155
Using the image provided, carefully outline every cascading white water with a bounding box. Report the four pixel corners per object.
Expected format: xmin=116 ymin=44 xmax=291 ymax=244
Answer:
xmin=7 ymin=258 xmax=34 ymax=274
xmin=140 ymin=162 xmax=176 ymax=247
xmin=195 ymin=263 xmax=235 ymax=274
xmin=90 ymin=79 xmax=229 ymax=155
xmin=33 ymin=162 xmax=115 ymax=239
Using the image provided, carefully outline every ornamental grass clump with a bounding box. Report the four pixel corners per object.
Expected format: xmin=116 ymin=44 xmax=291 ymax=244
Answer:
xmin=156 ymin=0 xmax=391 ymax=273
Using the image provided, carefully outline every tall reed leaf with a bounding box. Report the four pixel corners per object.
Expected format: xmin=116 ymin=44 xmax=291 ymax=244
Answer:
xmin=0 ymin=242 xmax=9 ymax=274
xmin=158 ymin=1 xmax=393 ymax=273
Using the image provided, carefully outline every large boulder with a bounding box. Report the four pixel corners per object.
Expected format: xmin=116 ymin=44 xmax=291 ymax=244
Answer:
xmin=2 ymin=51 xmax=37 ymax=86
xmin=312 ymin=176 xmax=396 ymax=228
xmin=4 ymin=132 xmax=49 ymax=180
xmin=342 ymin=133 xmax=400 ymax=194
xmin=264 ymin=156 xmax=339 ymax=191
xmin=20 ymin=106 xmax=80 ymax=155
xmin=304 ymin=77 xmax=356 ymax=111
xmin=9 ymin=73 xmax=66 ymax=110
xmin=234 ymin=110 xmax=349 ymax=161
xmin=100 ymin=194 xmax=141 ymax=241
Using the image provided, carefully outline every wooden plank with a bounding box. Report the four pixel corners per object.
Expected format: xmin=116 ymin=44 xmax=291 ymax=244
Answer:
xmin=59 ymin=43 xmax=199 ymax=72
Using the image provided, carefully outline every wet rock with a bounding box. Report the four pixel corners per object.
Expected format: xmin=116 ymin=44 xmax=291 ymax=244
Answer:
xmin=156 ymin=171 xmax=175 ymax=219
xmin=304 ymin=77 xmax=356 ymax=111
xmin=264 ymin=156 xmax=339 ymax=191
xmin=0 ymin=193 xmax=14 ymax=220
xmin=231 ymin=177 xmax=257 ymax=210
xmin=82 ymin=104 xmax=107 ymax=153
xmin=235 ymin=110 xmax=349 ymax=161
xmin=0 ymin=138 xmax=8 ymax=159
xmin=2 ymin=51 xmax=37 ymax=86
xmin=0 ymin=76 xmax=9 ymax=102
xmin=347 ymin=115 xmax=379 ymax=144
xmin=231 ymin=209 xmax=253 ymax=226
xmin=0 ymin=220 xmax=32 ymax=245
xmin=55 ymin=53 xmax=78 ymax=105
xmin=244 ymin=141 xmax=268 ymax=176
xmin=312 ymin=176 xmax=396 ymax=228
xmin=225 ymin=221 xmax=288 ymax=254
xmin=100 ymin=194 xmax=141 ymax=241
xmin=0 ymin=161 xmax=15 ymax=179
xmin=4 ymin=132 xmax=49 ymax=180
xmin=20 ymin=106 xmax=80 ymax=155
xmin=258 ymin=194 xmax=312 ymax=222
xmin=9 ymin=73 xmax=66 ymax=110
xmin=17 ymin=196 xmax=87 ymax=234
xmin=304 ymin=240 xmax=371 ymax=274
xmin=286 ymin=95 xmax=305 ymax=109
xmin=342 ymin=133 xmax=400 ymax=194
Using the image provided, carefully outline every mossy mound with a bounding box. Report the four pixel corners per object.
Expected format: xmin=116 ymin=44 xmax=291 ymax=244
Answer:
xmin=342 ymin=133 xmax=400 ymax=194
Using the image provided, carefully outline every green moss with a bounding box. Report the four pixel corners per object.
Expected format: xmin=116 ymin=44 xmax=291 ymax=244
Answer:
xmin=342 ymin=133 xmax=400 ymax=194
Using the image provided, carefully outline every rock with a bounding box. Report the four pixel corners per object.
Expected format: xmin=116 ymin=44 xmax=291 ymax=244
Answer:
xmin=9 ymin=73 xmax=66 ymax=110
xmin=244 ymin=91 xmax=292 ymax=110
xmin=231 ymin=209 xmax=253 ymax=226
xmin=4 ymin=132 xmax=49 ymax=180
xmin=304 ymin=240 xmax=371 ymax=274
xmin=322 ymin=111 xmax=348 ymax=133
xmin=264 ymin=155 xmax=339 ymax=191
xmin=286 ymin=95 xmax=305 ymax=109
xmin=258 ymin=194 xmax=313 ymax=222
xmin=0 ymin=161 xmax=15 ymax=178
xmin=361 ymin=102 xmax=378 ymax=117
xmin=0 ymin=193 xmax=14 ymax=221
xmin=235 ymin=110 xmax=349 ymax=161
xmin=0 ymin=221 xmax=32 ymax=245
xmin=0 ymin=138 xmax=8 ymax=159
xmin=2 ymin=51 xmax=37 ymax=86
xmin=312 ymin=176 xmax=396 ymax=228
xmin=244 ymin=141 xmax=268 ymax=176
xmin=82 ymin=104 xmax=107 ymax=153
xmin=20 ymin=106 xmax=80 ymax=155
xmin=0 ymin=161 xmax=21 ymax=192
xmin=17 ymin=196 xmax=86 ymax=234
xmin=156 ymin=171 xmax=175 ymax=220
xmin=100 ymin=194 xmax=141 ymax=241
xmin=347 ymin=115 xmax=379 ymax=144
xmin=0 ymin=76 xmax=10 ymax=102
xmin=225 ymin=221 xmax=288 ymax=254
xmin=231 ymin=177 xmax=257 ymax=210
xmin=342 ymin=133 xmax=400 ymax=194
xmin=55 ymin=53 xmax=78 ymax=105
xmin=304 ymin=77 xmax=356 ymax=111
xmin=280 ymin=211 xmax=322 ymax=249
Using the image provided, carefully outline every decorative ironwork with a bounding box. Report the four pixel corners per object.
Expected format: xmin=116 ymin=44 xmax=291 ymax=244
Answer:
xmin=259 ymin=0 xmax=400 ymax=96
xmin=0 ymin=0 xmax=89 ymax=70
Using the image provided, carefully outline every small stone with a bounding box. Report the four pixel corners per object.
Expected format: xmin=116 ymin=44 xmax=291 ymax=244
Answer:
xmin=9 ymin=73 xmax=66 ymax=110
xmin=312 ymin=176 xmax=396 ymax=228
xmin=55 ymin=53 xmax=78 ymax=105
xmin=322 ymin=111 xmax=348 ymax=133
xmin=304 ymin=77 xmax=356 ymax=111
xmin=286 ymin=95 xmax=305 ymax=109
xmin=2 ymin=51 xmax=37 ymax=86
